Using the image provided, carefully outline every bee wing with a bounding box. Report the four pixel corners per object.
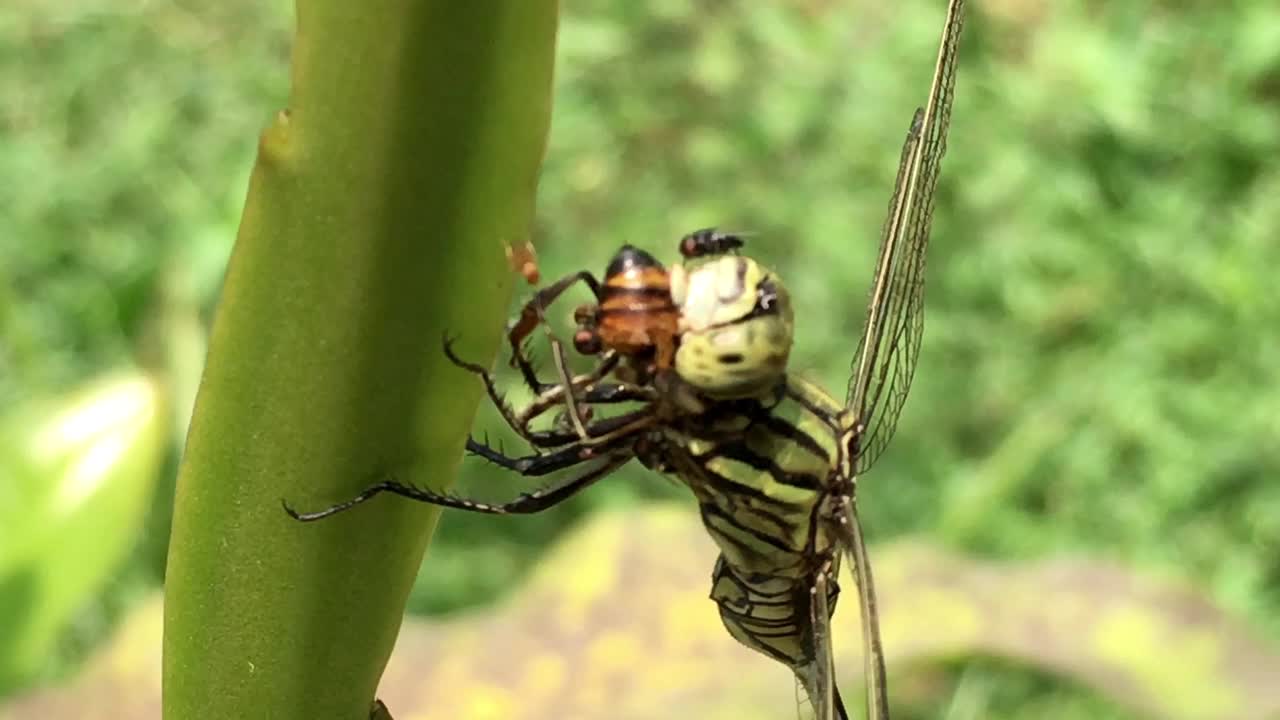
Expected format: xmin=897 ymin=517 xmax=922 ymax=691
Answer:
xmin=832 ymin=494 xmax=890 ymax=720
xmin=845 ymin=0 xmax=965 ymax=475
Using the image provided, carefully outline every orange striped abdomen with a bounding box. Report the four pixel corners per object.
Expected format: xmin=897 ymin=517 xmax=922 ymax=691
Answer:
xmin=596 ymin=245 xmax=678 ymax=366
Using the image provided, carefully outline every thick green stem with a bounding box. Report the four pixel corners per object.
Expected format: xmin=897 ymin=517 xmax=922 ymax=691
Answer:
xmin=162 ymin=3 xmax=558 ymax=719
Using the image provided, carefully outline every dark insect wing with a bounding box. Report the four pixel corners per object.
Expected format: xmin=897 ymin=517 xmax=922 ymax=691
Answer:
xmin=845 ymin=0 xmax=965 ymax=475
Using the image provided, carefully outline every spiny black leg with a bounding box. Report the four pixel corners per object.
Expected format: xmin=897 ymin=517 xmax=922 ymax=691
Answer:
xmin=443 ymin=335 xmax=550 ymax=442
xmin=454 ymin=453 xmax=631 ymax=514
xmin=466 ymin=432 xmax=625 ymax=476
xmin=444 ymin=332 xmax=654 ymax=451
xmin=442 ymin=333 xmax=565 ymax=448
xmin=441 ymin=332 xmax=485 ymax=376
xmin=283 ymin=485 xmax=390 ymax=522
xmin=516 ymin=367 xmax=653 ymax=430
xmin=543 ymin=324 xmax=590 ymax=439
xmin=285 ymin=454 xmax=632 ymax=521
xmin=531 ymin=406 xmax=657 ymax=449
xmin=587 ymin=352 xmax=622 ymax=383
xmin=521 ymin=394 xmax=659 ymax=446
xmin=512 ymin=340 xmax=549 ymax=395
xmin=582 ymin=382 xmax=656 ymax=403
xmin=508 ymin=270 xmax=602 ymax=393
xmin=521 ymin=382 xmax=657 ymax=442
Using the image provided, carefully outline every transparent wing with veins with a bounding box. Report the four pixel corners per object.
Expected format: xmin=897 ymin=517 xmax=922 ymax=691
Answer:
xmin=845 ymin=0 xmax=965 ymax=475
xmin=835 ymin=496 xmax=890 ymax=720
xmin=805 ymin=565 xmax=839 ymax=720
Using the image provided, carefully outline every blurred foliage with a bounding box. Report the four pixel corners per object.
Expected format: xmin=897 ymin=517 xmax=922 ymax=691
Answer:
xmin=2 ymin=0 xmax=1279 ymax=717
xmin=0 ymin=2 xmax=285 ymax=396
xmin=0 ymin=372 xmax=163 ymax=694
xmin=7 ymin=509 xmax=1280 ymax=720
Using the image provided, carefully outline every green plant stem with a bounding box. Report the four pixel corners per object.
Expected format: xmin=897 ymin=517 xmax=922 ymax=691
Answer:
xmin=162 ymin=3 xmax=558 ymax=719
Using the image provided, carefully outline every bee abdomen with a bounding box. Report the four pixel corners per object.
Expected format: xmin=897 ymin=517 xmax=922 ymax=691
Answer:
xmin=597 ymin=245 xmax=678 ymax=354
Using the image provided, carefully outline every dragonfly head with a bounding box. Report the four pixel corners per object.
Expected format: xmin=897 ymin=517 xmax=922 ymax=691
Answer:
xmin=670 ymin=253 xmax=794 ymax=398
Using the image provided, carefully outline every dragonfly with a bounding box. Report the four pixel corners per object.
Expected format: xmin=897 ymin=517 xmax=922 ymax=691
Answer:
xmin=285 ymin=1 xmax=964 ymax=718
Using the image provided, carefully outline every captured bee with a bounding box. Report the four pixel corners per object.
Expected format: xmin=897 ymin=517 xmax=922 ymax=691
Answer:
xmin=501 ymin=244 xmax=679 ymax=397
xmin=576 ymin=245 xmax=680 ymax=375
xmin=286 ymin=1 xmax=966 ymax=718
xmin=382 ymin=243 xmax=683 ymax=450
xmin=569 ymin=234 xmax=757 ymax=383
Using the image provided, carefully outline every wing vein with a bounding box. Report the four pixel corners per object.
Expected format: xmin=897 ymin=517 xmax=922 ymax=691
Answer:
xmin=844 ymin=0 xmax=966 ymax=476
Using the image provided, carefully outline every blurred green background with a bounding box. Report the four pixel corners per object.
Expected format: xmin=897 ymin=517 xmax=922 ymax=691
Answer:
xmin=2 ymin=0 xmax=1279 ymax=718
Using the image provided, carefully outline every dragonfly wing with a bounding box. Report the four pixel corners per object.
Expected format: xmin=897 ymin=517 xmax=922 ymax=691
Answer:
xmin=845 ymin=0 xmax=966 ymax=475
xmin=833 ymin=494 xmax=890 ymax=720
xmin=809 ymin=566 xmax=838 ymax=720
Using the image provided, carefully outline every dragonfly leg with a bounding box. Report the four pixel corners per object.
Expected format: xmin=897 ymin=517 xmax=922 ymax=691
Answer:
xmin=507 ymin=270 xmax=602 ymax=393
xmin=542 ymin=324 xmax=594 ymax=441
xmin=826 ymin=494 xmax=891 ymax=720
xmin=833 ymin=686 xmax=849 ymax=720
xmin=283 ymin=453 xmax=632 ymax=521
xmin=519 ymin=382 xmax=662 ymax=447
xmin=442 ymin=333 xmax=565 ymax=446
xmin=515 ymin=374 xmax=658 ymax=436
xmin=284 ymin=417 xmax=647 ymax=523
xmin=467 ymin=413 xmax=649 ymax=476
xmin=581 ymin=382 xmax=657 ymax=403
xmin=444 ymin=334 xmax=633 ymax=449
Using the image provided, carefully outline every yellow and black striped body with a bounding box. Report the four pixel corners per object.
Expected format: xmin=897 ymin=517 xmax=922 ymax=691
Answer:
xmin=654 ymin=374 xmax=849 ymax=682
xmin=294 ymin=0 xmax=968 ymax=705
xmin=660 ymin=249 xmax=857 ymax=714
